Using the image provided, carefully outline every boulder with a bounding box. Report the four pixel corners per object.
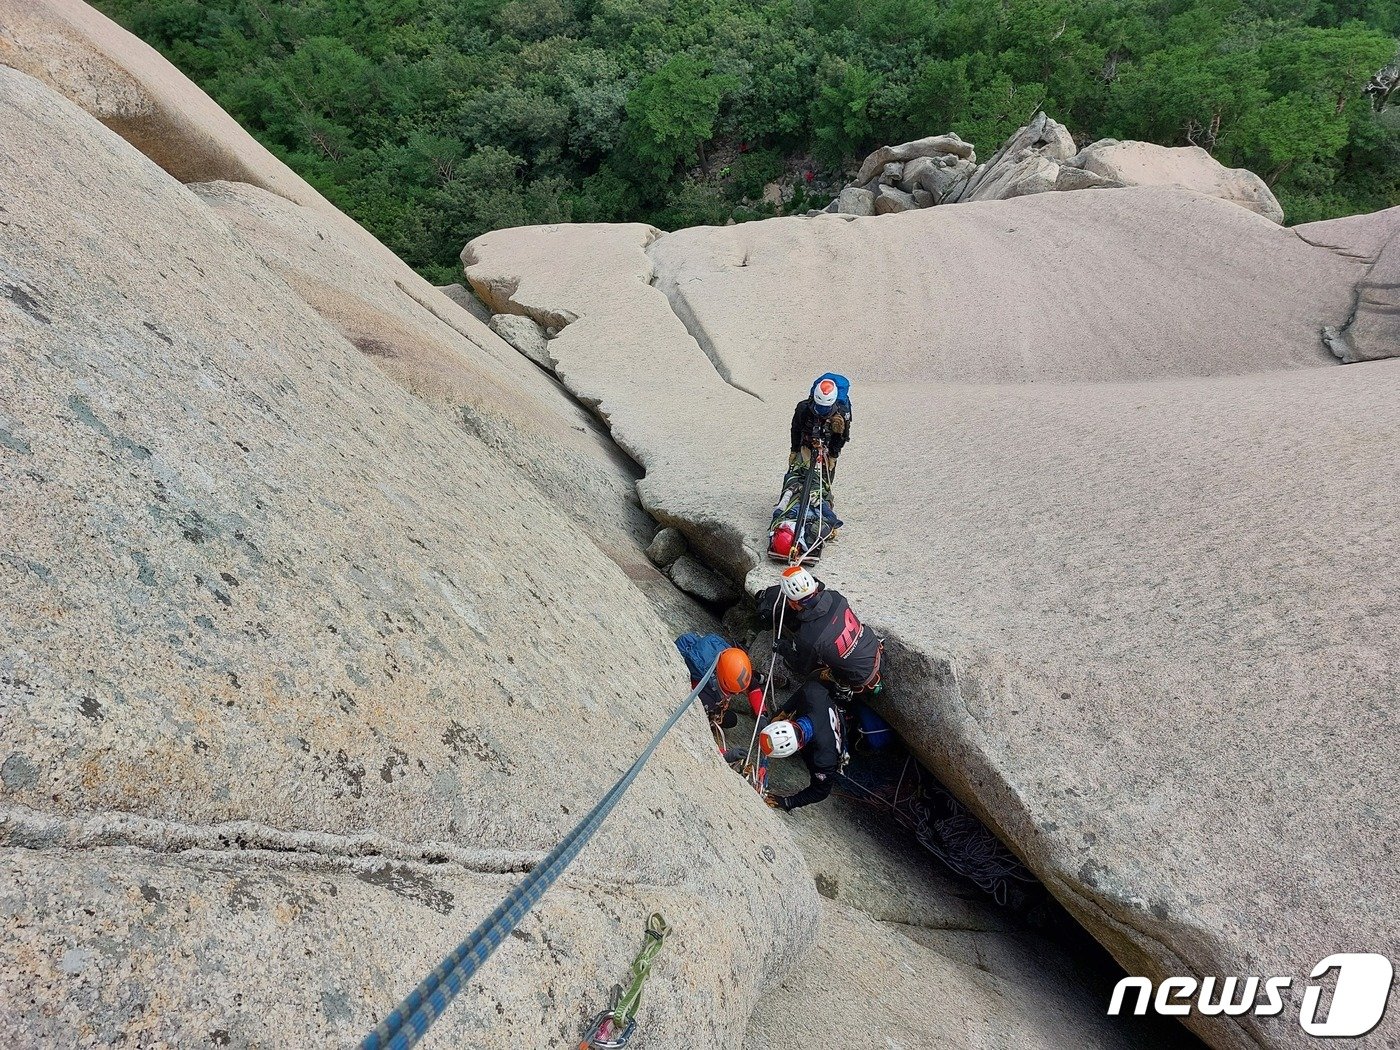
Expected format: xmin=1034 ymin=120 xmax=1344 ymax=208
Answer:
xmin=854 ymin=133 xmax=975 ymax=186
xmin=667 ymin=554 xmax=740 ymax=606
xmin=899 ymin=154 xmax=977 ymax=204
xmin=489 ymin=313 xmax=552 ymax=369
xmin=912 ymin=188 xmax=936 ymax=208
xmin=0 ymin=62 xmax=818 ymax=1048
xmin=461 ymin=188 xmax=1399 ymax=1050
xmin=958 ymin=113 xmax=1076 ymax=203
xmin=437 ymin=282 xmax=493 ymax=324
xmin=645 ymin=527 xmax=687 ymax=568
xmin=836 ymin=187 xmax=877 ymax=217
xmin=1054 ymin=166 xmax=1121 ymax=192
xmin=1073 ymin=140 xmax=1284 ymax=223
xmin=962 ymin=150 xmax=1062 ymax=202
xmin=761 ymin=181 xmax=785 ymax=207
xmin=873 ymin=185 xmax=919 ymax=214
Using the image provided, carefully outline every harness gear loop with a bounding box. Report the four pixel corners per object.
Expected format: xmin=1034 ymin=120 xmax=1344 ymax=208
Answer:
xmin=580 ymin=913 xmax=671 ymax=1050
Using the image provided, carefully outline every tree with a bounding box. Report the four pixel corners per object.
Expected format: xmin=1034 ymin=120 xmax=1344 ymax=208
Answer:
xmin=811 ymin=57 xmax=883 ymax=164
xmin=620 ymin=55 xmax=730 ymax=180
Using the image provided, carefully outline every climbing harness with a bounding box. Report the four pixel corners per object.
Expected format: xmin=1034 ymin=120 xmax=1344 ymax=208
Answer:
xmin=579 ymin=913 xmax=671 ymax=1049
xmin=359 ymin=659 xmax=719 ymax=1050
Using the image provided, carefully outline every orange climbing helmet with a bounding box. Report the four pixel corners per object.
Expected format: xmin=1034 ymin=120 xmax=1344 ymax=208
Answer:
xmin=716 ymin=647 xmax=753 ymax=696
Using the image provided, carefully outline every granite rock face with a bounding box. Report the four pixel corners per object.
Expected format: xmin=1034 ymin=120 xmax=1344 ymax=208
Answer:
xmin=0 ymin=63 xmax=817 ymax=1047
xmin=0 ymin=0 xmax=334 ymax=207
xmin=463 ymin=188 xmax=1400 ymax=1050
xmin=1296 ymin=206 xmax=1400 ymax=363
xmin=185 ymin=179 xmax=698 ymax=635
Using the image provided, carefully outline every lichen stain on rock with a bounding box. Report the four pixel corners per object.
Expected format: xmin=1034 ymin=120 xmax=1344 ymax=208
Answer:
xmin=441 ymin=720 xmax=513 ymax=775
xmin=67 ymin=393 xmax=152 ymax=460
xmin=313 ymin=748 xmax=366 ymax=800
xmin=354 ymin=864 xmax=455 ymax=915
xmin=1 ymin=752 xmax=39 ymax=790
xmin=2 ymin=280 xmax=51 ymax=324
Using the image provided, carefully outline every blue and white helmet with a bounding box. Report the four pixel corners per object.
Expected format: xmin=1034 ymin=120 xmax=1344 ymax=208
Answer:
xmin=811 ymin=376 xmax=839 ymax=414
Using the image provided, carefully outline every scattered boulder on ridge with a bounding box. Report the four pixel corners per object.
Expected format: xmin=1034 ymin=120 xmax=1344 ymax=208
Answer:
xmin=1068 ymin=139 xmax=1284 ymax=223
xmin=830 ymin=112 xmax=1284 ymax=222
xmin=852 ymin=132 xmax=976 ymax=185
xmin=462 ymin=188 xmax=1398 ymax=1050
xmin=957 ymin=111 xmax=1079 ymax=202
xmin=874 ymin=184 xmax=919 ymax=214
xmin=836 ymin=186 xmax=877 ymax=216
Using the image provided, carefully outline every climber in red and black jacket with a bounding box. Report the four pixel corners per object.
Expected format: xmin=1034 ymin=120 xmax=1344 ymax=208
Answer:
xmin=759 ymin=680 xmax=847 ymax=810
xmin=754 ymin=565 xmax=883 ymax=696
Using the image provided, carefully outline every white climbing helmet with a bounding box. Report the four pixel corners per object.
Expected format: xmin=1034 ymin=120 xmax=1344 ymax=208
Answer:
xmin=812 ymin=377 xmax=838 ymax=410
xmin=780 ymin=565 xmax=819 ymax=604
xmin=760 ymin=719 xmax=800 ymax=759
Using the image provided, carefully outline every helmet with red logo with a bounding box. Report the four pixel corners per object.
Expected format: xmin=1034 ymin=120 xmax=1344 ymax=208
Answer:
xmin=812 ymin=376 xmax=839 ymax=415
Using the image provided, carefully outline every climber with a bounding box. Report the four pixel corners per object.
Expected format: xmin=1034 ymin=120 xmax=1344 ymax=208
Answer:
xmin=760 ymin=680 xmax=847 ymax=810
xmin=674 ymin=632 xmax=766 ymax=730
xmin=769 ymin=373 xmax=850 ymax=561
xmin=768 ymin=492 xmax=841 ymax=562
xmin=753 ymin=565 xmax=884 ymax=698
xmin=787 ymin=372 xmax=852 ymax=489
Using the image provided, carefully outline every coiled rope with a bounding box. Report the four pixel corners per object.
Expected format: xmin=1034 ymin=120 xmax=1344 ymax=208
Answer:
xmin=359 ymin=656 xmax=719 ymax=1050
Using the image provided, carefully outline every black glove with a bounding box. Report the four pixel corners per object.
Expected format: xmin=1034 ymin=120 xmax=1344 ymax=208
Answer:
xmin=753 ymin=587 xmax=779 ymax=628
xmin=774 ymin=637 xmax=798 ymax=664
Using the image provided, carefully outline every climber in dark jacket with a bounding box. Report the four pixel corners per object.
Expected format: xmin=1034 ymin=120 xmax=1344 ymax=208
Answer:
xmin=759 ymin=680 xmax=847 ymax=810
xmin=789 ymin=372 xmax=853 ymax=466
xmin=754 ymin=565 xmax=883 ymax=695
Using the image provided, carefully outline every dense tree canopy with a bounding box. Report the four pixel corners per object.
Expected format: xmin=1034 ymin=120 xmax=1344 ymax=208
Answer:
xmin=97 ymin=0 xmax=1399 ymax=281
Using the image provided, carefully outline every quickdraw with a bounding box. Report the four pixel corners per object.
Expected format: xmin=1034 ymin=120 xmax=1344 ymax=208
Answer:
xmin=580 ymin=913 xmax=671 ymax=1050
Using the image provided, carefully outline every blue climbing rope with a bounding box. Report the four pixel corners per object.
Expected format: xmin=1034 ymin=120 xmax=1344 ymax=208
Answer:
xmin=359 ymin=656 xmax=720 ymax=1050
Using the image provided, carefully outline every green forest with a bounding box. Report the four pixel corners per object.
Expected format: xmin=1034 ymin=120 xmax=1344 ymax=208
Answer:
xmin=97 ymin=0 xmax=1399 ymax=282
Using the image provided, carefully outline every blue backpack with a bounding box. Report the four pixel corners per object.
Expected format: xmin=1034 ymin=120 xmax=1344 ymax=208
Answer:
xmin=811 ymin=372 xmax=851 ymax=412
xmin=675 ymin=632 xmax=730 ymax=711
